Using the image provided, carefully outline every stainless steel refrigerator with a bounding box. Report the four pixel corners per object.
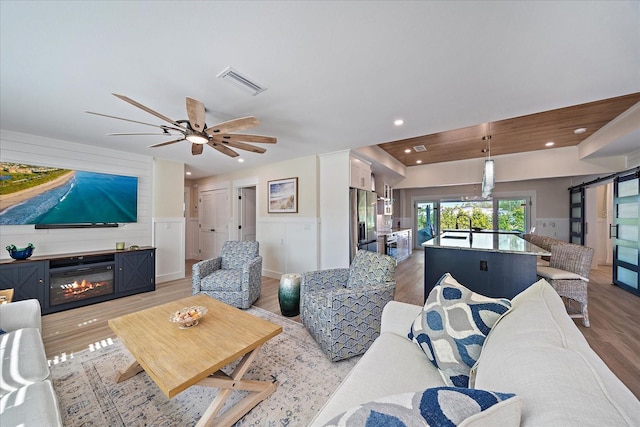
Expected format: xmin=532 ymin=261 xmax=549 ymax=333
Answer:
xmin=350 ymin=188 xmax=378 ymax=262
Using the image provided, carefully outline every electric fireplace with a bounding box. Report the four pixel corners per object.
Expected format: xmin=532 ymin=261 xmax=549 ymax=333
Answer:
xmin=49 ymin=255 xmax=115 ymax=307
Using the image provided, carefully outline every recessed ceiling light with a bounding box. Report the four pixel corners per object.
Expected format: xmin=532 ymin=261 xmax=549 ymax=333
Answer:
xmin=574 ymin=127 xmax=587 ymax=134
xmin=185 ymin=171 xmax=192 ymax=175
xmin=404 ymin=148 xmax=411 ymax=153
xmin=238 ymin=158 xmax=244 ymax=163
xmin=545 ymin=142 xmax=555 ymax=147
xmin=394 ymin=119 xmax=404 ymax=126
xmin=416 ymin=160 xmax=423 ymax=164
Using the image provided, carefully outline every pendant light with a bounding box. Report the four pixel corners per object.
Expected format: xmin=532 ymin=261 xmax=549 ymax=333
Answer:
xmin=481 ymin=122 xmax=495 ymax=198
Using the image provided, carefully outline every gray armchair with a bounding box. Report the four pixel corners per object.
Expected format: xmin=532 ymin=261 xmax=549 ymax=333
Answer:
xmin=300 ymin=250 xmax=396 ymax=362
xmin=192 ymin=241 xmax=262 ymax=309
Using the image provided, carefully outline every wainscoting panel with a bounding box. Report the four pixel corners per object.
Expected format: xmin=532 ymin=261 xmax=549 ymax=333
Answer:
xmin=535 ymin=218 xmax=570 ymax=241
xmin=153 ymin=217 xmax=185 ymax=283
xmin=186 ymin=217 xmax=199 ymax=260
xmin=258 ymin=217 xmax=319 ymax=279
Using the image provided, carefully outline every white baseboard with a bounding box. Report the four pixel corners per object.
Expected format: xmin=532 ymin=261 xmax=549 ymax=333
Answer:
xmin=156 ymin=271 xmax=186 ymax=284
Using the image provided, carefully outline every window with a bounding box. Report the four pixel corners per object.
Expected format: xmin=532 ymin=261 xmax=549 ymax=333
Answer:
xmin=497 ymin=198 xmax=528 ymax=233
xmin=414 ymin=195 xmax=531 ymax=248
xmin=416 ymin=201 xmax=438 ymax=245
xmin=438 ymin=198 xmax=529 ymax=233
xmin=440 ymin=200 xmax=493 ymax=230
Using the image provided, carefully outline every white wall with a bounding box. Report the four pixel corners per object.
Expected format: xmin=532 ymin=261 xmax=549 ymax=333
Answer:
xmin=0 ymin=130 xmax=153 ymax=259
xmin=319 ymin=150 xmax=351 ymax=269
xmin=196 ymin=155 xmax=321 ymax=278
xmin=152 ymin=158 xmax=185 ymax=283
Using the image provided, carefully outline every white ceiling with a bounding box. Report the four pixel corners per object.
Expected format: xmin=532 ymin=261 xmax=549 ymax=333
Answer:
xmin=1 ymin=1 xmax=639 ymax=179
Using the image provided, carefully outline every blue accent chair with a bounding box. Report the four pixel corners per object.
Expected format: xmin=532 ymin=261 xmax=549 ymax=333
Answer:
xmin=300 ymin=250 xmax=396 ymax=361
xmin=192 ymin=241 xmax=262 ymax=309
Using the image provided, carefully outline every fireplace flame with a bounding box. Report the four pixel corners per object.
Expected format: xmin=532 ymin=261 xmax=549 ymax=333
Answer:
xmin=62 ymin=279 xmax=108 ymax=295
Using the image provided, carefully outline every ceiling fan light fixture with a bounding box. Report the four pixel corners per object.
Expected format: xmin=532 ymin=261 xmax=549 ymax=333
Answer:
xmin=217 ymin=67 xmax=266 ymax=96
xmin=186 ymin=134 xmax=209 ymax=145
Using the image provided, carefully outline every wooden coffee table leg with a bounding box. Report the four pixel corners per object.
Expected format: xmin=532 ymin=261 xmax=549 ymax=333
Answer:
xmin=114 ymin=360 xmax=144 ymax=383
xmin=195 ymin=344 xmax=277 ymax=427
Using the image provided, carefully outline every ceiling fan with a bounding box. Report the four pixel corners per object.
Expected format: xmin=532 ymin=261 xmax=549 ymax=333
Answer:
xmin=87 ymin=94 xmax=276 ymax=157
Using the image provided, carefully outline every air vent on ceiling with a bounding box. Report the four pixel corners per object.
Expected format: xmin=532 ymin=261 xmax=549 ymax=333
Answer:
xmin=413 ymin=145 xmax=427 ymax=152
xmin=217 ymin=67 xmax=266 ymax=96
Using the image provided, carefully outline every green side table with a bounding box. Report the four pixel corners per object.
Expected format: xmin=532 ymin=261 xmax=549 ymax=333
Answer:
xmin=278 ymin=273 xmax=301 ymax=317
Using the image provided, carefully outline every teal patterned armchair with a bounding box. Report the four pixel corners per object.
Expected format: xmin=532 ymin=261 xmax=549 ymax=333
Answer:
xmin=300 ymin=250 xmax=396 ymax=362
xmin=192 ymin=241 xmax=262 ymax=309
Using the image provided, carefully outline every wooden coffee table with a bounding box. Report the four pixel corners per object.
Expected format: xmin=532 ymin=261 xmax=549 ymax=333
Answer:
xmin=108 ymin=294 xmax=282 ymax=427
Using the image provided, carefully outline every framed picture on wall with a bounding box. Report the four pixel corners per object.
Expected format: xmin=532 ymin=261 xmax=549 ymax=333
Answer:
xmin=268 ymin=177 xmax=298 ymax=213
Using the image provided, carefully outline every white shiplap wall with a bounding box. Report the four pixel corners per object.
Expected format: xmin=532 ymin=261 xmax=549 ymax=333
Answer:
xmin=0 ymin=130 xmax=153 ymax=260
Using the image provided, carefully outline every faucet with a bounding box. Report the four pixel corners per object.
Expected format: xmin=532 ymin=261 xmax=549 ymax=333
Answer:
xmin=468 ymin=217 xmax=473 ymax=244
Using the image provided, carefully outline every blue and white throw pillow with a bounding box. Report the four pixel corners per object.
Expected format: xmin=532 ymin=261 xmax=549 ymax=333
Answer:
xmin=408 ymin=273 xmax=512 ymax=387
xmin=323 ymin=387 xmax=521 ymax=427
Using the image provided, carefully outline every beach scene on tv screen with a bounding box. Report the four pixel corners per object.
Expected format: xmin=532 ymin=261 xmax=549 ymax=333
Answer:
xmin=0 ymin=163 xmax=138 ymax=225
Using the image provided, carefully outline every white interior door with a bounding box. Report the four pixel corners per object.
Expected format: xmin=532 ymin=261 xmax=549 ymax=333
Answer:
xmin=199 ymin=190 xmax=216 ymax=260
xmin=212 ymin=188 xmax=230 ymax=257
xmin=239 ymin=187 xmax=256 ymax=241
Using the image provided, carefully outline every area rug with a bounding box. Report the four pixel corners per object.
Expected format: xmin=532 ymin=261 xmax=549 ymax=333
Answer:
xmin=49 ymin=306 xmax=360 ymax=426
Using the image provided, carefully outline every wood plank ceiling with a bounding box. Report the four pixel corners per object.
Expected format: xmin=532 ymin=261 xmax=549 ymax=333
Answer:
xmin=378 ymin=92 xmax=640 ymax=166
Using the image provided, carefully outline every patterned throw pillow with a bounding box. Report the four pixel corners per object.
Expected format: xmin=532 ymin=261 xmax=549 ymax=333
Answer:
xmin=323 ymin=387 xmax=521 ymax=427
xmin=408 ymin=273 xmax=511 ymax=387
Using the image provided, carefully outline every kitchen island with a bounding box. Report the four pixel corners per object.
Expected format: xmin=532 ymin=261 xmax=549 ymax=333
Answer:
xmin=422 ymin=231 xmax=550 ymax=300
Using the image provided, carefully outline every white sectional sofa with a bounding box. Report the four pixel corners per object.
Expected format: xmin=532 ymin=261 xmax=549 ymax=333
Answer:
xmin=0 ymin=299 xmax=63 ymax=426
xmin=310 ymin=279 xmax=639 ymax=426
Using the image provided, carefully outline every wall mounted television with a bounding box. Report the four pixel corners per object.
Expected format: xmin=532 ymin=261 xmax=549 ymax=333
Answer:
xmin=0 ymin=162 xmax=138 ymax=228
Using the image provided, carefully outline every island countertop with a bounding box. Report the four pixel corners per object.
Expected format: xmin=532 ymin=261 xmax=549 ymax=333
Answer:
xmin=423 ymin=232 xmax=550 ymax=256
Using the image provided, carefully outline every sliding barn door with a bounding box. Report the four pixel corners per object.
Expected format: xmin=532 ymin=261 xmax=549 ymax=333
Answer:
xmin=612 ymin=171 xmax=640 ymax=296
xmin=569 ymin=187 xmax=585 ymax=244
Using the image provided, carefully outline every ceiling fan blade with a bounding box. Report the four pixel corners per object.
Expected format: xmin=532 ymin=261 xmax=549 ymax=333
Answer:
xmin=207 ymin=141 xmax=239 ymax=158
xmin=186 ymin=97 xmax=206 ymax=132
xmin=211 ymin=138 xmax=267 ymax=154
xmin=148 ymin=138 xmax=185 ymax=148
xmin=212 ymin=134 xmax=277 ymax=144
xmin=192 ymin=143 xmax=204 ymax=155
xmin=112 ymin=93 xmax=186 ymax=129
xmin=108 ymin=132 xmax=174 ymax=136
xmin=86 ymin=111 xmax=183 ymax=132
xmin=204 ymin=116 xmax=259 ymax=135
xmin=214 ymin=140 xmax=267 ymax=154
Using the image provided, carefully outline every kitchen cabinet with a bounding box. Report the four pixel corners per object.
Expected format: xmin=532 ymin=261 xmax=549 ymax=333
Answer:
xmin=381 ymin=229 xmax=412 ymax=263
xmin=396 ymin=229 xmax=412 ymax=262
xmin=350 ymin=157 xmax=372 ymax=190
xmin=383 ymin=184 xmax=393 ymax=215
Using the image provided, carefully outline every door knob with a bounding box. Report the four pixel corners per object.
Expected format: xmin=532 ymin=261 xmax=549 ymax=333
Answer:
xmin=210 ymin=229 xmax=215 ymax=232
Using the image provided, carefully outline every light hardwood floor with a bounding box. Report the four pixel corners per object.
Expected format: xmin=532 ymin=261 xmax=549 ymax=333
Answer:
xmin=41 ymin=251 xmax=639 ymax=399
